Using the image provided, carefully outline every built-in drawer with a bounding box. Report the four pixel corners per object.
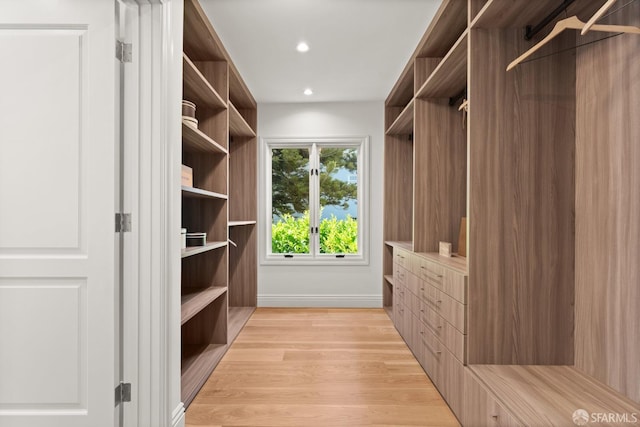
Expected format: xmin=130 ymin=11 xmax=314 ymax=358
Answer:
xmin=419 ymin=301 xmax=465 ymax=363
xmin=393 ymin=247 xmax=411 ymax=270
xmin=419 ymin=281 xmax=466 ymax=333
xmin=393 ymin=263 xmax=408 ymax=287
xmin=416 ymin=257 xmax=467 ymax=304
xmin=417 ymin=319 xmax=443 ymax=385
xmin=464 ymin=370 xmax=522 ymax=427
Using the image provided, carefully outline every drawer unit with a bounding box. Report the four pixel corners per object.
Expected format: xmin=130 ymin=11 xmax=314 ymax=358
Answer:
xmin=418 ymin=320 xmax=465 ymax=419
xmin=419 ymin=300 xmax=466 ymax=363
xmin=419 ymin=281 xmax=466 ymax=333
xmin=464 ymin=371 xmax=522 ymax=427
xmin=393 ymin=263 xmax=408 ymax=286
xmin=416 ymin=256 xmax=467 ymax=304
xmin=393 ymin=247 xmax=411 ymax=270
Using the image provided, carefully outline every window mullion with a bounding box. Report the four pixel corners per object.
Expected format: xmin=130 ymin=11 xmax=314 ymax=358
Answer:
xmin=310 ymin=143 xmax=319 ymax=257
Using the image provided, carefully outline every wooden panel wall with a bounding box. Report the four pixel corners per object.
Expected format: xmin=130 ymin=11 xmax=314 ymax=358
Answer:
xmin=467 ymin=28 xmax=575 ymax=365
xmin=575 ymin=3 xmax=640 ymax=403
xmin=383 ymin=135 xmax=414 ymax=244
xmin=229 ymin=225 xmax=257 ymax=307
xmin=413 ymin=98 xmax=466 ymax=253
xmin=229 ymin=138 xmax=257 ymax=221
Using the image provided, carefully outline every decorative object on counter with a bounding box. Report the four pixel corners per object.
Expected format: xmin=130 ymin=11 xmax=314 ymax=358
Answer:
xmin=182 ymin=100 xmax=199 ymax=128
xmin=181 ymin=165 xmax=193 ymax=187
xmin=181 ymin=228 xmax=187 ymax=249
xmin=186 ymin=232 xmax=206 ymax=247
xmin=439 ymin=241 xmax=453 ymax=257
xmin=458 ymin=217 xmax=467 ymax=257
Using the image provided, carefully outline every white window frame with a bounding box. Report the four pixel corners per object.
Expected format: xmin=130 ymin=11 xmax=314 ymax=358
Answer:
xmin=261 ymin=136 xmax=369 ymax=266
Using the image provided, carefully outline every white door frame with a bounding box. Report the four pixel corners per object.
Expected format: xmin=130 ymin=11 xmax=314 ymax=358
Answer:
xmin=120 ymin=1 xmax=183 ymax=426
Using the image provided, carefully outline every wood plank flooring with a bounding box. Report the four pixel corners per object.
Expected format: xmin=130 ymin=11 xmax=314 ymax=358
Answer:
xmin=185 ymin=308 xmax=460 ymax=426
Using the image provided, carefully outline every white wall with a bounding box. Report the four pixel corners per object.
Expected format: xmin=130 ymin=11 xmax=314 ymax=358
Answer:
xmin=257 ymin=101 xmax=384 ymax=307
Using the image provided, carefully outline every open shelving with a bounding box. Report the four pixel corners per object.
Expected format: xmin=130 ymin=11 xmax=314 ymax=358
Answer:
xmin=180 ymin=0 xmax=258 ymax=408
xmin=416 ymin=30 xmax=468 ymax=99
xmin=181 ymin=186 xmax=228 ymax=200
xmin=229 ymin=102 xmax=256 ymax=137
xmin=181 ymin=241 xmax=227 ymax=258
xmin=182 ymin=122 xmax=227 ymax=154
xmin=181 ymin=286 xmax=227 ymax=325
xmin=183 ymin=54 xmax=227 ymax=110
xmin=386 ymin=98 xmax=414 ymax=135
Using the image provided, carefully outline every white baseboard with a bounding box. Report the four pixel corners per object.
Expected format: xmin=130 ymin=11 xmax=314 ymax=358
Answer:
xmin=171 ymin=403 xmax=185 ymax=427
xmin=258 ymin=294 xmax=382 ymax=308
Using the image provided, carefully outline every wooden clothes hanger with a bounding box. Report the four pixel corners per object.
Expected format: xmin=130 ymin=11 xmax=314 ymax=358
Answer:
xmin=582 ymin=0 xmax=617 ymax=35
xmin=507 ymin=15 xmax=640 ymax=71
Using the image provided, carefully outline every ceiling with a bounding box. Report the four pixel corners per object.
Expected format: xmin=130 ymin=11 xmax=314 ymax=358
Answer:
xmin=200 ymin=0 xmax=442 ymax=104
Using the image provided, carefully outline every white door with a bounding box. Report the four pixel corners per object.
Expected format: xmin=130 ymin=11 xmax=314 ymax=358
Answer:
xmin=0 ymin=1 xmax=118 ymax=426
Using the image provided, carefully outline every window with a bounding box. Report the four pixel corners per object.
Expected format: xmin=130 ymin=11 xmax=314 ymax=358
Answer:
xmin=262 ymin=137 xmax=369 ymax=264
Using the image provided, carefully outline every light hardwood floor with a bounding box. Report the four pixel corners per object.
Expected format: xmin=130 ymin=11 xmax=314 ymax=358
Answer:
xmin=185 ymin=308 xmax=460 ymax=426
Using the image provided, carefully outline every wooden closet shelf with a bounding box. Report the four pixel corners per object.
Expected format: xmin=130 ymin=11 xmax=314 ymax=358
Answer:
xmin=229 ymin=102 xmax=256 ymax=137
xmin=384 ymin=241 xmax=413 ymax=251
xmin=386 ymin=98 xmax=414 ymax=135
xmin=417 ymin=30 xmax=468 ymax=99
xmin=415 ymin=252 xmax=468 ymax=275
xmin=386 ymin=62 xmax=415 ymax=107
xmin=181 ymin=241 xmax=227 ymax=259
xmin=181 ymin=343 xmax=227 ymax=406
xmin=183 ymin=53 xmax=227 ymax=110
xmin=181 ymin=286 xmax=228 ymax=325
xmin=229 ymin=70 xmax=257 ymax=110
xmin=182 ymin=186 xmax=228 ymax=200
xmin=228 ymin=220 xmax=257 ymax=227
xmin=414 ymin=0 xmax=467 ymax=58
xmin=182 ymin=122 xmax=227 ymax=154
xmin=228 ymin=306 xmax=255 ymax=343
xmin=384 ymin=275 xmax=395 ymax=286
xmin=472 ymin=0 xmax=602 ymax=29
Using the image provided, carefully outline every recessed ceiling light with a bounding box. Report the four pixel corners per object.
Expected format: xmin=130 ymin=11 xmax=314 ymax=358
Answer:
xmin=296 ymin=42 xmax=309 ymax=53
xmin=304 ymin=88 xmax=313 ymax=96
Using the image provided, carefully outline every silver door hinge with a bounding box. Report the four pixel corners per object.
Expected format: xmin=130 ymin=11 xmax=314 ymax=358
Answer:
xmin=116 ymin=213 xmax=132 ymax=232
xmin=116 ymin=40 xmax=132 ymax=63
xmin=115 ymin=382 xmax=131 ymax=405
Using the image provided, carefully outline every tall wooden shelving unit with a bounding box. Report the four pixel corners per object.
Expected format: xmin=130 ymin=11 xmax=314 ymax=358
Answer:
xmin=180 ymin=0 xmax=257 ymax=407
xmin=384 ymin=0 xmax=640 ymax=424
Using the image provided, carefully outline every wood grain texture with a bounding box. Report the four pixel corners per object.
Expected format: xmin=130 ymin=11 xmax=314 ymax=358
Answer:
xmin=182 ymin=198 xmax=228 ymax=247
xmin=228 ymin=225 xmax=257 ymax=307
xmin=229 ymin=68 xmax=256 ymax=109
xmin=468 ymin=0 xmax=489 ymax=26
xmin=383 ymin=244 xmax=394 ymax=310
xmin=186 ymin=308 xmax=460 ymax=426
xmin=413 ymin=98 xmax=467 ymax=253
xmin=386 ymin=98 xmax=414 ymax=135
xmin=467 ymin=28 xmax=575 ymax=365
xmin=463 ymin=369 xmax=522 ymax=426
xmin=181 ymin=247 xmax=227 ymax=292
xmin=182 ymin=286 xmax=227 ymax=325
xmin=414 ymin=0 xmax=467 ymax=58
xmin=383 ymin=135 xmax=414 ymax=244
xmin=468 ymin=365 xmax=640 ymax=426
xmin=228 ymin=102 xmax=256 ymax=137
xmin=181 ymin=344 xmax=227 ymax=408
xmin=183 ymin=56 xmax=227 ymax=109
xmin=414 ymin=57 xmax=442 ymax=107
xmin=386 ymin=62 xmax=414 ymax=107
xmin=182 ymin=293 xmax=228 ymax=350
xmin=472 ymin=0 xmax=602 ymax=29
xmin=229 ymin=136 xmax=257 ymax=222
xmin=182 ymin=122 xmax=227 ymax=154
xmin=574 ymin=3 xmax=640 ymax=403
xmin=416 ymin=30 xmax=468 ymax=99
xmin=197 ymin=108 xmax=228 ymax=152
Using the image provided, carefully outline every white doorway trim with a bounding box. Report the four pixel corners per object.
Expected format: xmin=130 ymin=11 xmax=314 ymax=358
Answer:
xmin=120 ymin=1 xmax=183 ymax=426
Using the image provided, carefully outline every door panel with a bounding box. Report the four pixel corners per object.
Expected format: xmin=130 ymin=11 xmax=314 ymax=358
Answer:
xmin=0 ymin=1 xmax=116 ymax=426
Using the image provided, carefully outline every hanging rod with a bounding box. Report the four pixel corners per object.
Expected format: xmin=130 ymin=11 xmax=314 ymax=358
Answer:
xmin=525 ymin=0 xmax=576 ymax=40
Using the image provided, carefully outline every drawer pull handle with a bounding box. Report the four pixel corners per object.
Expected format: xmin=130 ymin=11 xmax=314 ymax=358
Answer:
xmin=423 ymin=341 xmax=442 ymax=357
xmin=420 ymin=287 xmax=424 ymax=291
xmin=420 ymin=309 xmax=424 ymax=313
xmin=491 ymin=415 xmax=499 ymax=420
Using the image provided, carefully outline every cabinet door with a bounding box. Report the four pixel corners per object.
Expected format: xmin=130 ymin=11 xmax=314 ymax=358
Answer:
xmin=464 ymin=371 xmax=523 ymax=427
